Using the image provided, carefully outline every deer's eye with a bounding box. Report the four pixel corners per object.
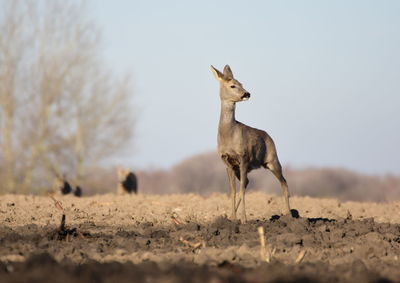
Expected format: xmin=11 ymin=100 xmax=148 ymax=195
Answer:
xmin=230 ymin=85 xmax=236 ymax=88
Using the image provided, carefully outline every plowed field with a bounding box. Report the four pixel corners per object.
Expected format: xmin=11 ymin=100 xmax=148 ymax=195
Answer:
xmin=1 ymin=192 xmax=399 ymax=282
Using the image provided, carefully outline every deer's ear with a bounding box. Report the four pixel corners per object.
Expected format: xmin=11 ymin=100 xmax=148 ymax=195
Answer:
xmin=211 ymin=65 xmax=225 ymax=81
xmin=223 ymin=65 xmax=233 ymax=80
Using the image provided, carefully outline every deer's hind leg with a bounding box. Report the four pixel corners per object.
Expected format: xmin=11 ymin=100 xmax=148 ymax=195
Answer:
xmin=266 ymin=159 xmax=291 ymax=214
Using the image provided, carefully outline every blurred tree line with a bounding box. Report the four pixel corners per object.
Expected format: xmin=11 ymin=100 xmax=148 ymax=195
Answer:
xmin=0 ymin=1 xmax=134 ymax=193
xmin=133 ymin=152 xmax=400 ymax=202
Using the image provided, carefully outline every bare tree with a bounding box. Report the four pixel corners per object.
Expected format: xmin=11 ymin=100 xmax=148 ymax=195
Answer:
xmin=0 ymin=0 xmax=135 ymax=193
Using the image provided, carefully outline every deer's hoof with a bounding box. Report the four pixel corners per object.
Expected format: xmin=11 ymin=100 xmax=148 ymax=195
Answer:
xmin=290 ymin=209 xmax=300 ymax=218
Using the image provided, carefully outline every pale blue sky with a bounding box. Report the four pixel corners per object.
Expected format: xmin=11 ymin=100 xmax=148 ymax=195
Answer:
xmin=90 ymin=1 xmax=400 ymax=174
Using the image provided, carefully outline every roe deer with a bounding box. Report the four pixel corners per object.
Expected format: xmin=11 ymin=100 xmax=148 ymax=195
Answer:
xmin=211 ymin=65 xmax=291 ymax=223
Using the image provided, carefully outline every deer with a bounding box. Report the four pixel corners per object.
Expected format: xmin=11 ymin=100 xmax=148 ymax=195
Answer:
xmin=211 ymin=65 xmax=291 ymax=223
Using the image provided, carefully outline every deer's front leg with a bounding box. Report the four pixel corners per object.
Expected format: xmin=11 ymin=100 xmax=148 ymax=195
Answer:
xmin=239 ymin=165 xmax=248 ymax=224
xmin=226 ymin=167 xmax=236 ymax=220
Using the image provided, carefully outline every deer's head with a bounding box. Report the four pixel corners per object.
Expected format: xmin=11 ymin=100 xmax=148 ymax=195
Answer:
xmin=211 ymin=65 xmax=250 ymax=102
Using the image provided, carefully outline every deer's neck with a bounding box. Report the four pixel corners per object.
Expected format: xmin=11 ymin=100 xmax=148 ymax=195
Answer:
xmin=219 ymin=100 xmax=236 ymax=130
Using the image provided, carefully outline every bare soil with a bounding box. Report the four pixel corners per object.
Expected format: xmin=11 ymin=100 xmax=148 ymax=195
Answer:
xmin=1 ymin=192 xmax=400 ymax=282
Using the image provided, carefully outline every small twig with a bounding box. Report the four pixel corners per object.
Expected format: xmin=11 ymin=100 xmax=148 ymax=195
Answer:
xmin=179 ymin=237 xmax=195 ymax=247
xmin=258 ymin=226 xmax=274 ymax=263
xmin=295 ymin=250 xmax=307 ymax=264
xmin=179 ymin=237 xmax=204 ymax=250
xmin=56 ymin=213 xmax=77 ymax=241
xmin=171 ymin=216 xmax=181 ymax=225
xmin=258 ymin=226 xmax=267 ymax=261
xmin=49 ymin=195 xmax=64 ymax=212
xmin=60 ymin=214 xmax=66 ymax=231
xmin=48 ymin=195 xmax=77 ymax=242
xmin=271 ymin=247 xmax=276 ymax=257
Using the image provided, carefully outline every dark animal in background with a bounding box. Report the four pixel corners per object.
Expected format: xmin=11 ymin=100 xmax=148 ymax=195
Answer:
xmin=74 ymin=186 xmax=83 ymax=197
xmin=117 ymin=167 xmax=138 ymax=194
xmin=122 ymin=172 xmax=137 ymax=194
xmin=53 ymin=175 xmax=83 ymax=197
xmin=60 ymin=180 xmax=72 ymax=195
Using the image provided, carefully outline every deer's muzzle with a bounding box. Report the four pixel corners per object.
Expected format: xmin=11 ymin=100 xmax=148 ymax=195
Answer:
xmin=241 ymin=92 xmax=251 ymax=100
